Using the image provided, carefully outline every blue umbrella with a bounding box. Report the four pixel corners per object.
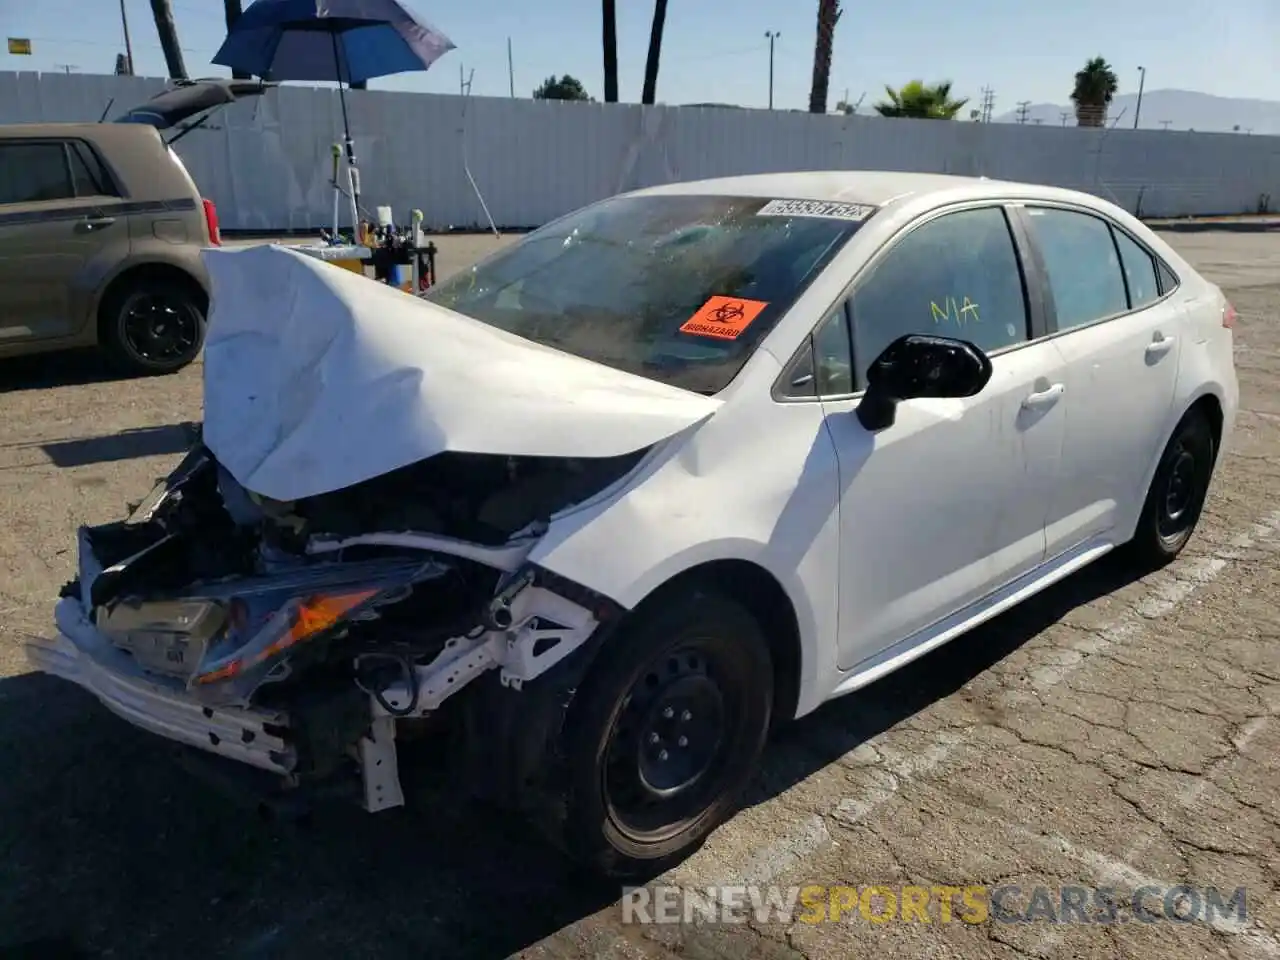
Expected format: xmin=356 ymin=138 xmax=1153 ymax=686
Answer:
xmin=213 ymin=0 xmax=455 ymax=229
xmin=212 ymin=0 xmax=455 ymax=86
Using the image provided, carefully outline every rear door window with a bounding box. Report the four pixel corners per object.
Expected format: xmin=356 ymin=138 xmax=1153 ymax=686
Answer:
xmin=0 ymin=142 xmax=75 ymax=205
xmin=1025 ymin=207 xmax=1129 ymax=330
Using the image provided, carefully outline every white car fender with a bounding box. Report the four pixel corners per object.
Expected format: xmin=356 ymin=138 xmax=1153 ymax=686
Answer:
xmin=529 ymin=357 xmax=845 ymax=718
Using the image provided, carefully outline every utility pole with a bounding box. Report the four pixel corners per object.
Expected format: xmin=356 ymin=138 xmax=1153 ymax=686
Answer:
xmin=118 ymin=0 xmax=135 ymax=75
xmin=1060 ymin=110 xmax=1070 ymax=126
xmin=1133 ymin=66 xmax=1146 ymax=129
xmin=765 ymin=30 xmax=780 ymax=109
xmin=507 ymin=38 xmax=514 ymax=97
xmin=55 ymin=64 xmax=79 ymax=74
xmin=1159 ymin=120 xmax=1171 ymax=131
xmin=978 ymin=86 xmax=995 ymax=123
xmin=1015 ymin=100 xmax=1031 ymax=124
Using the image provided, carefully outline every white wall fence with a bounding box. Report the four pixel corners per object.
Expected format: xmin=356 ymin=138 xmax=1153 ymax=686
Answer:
xmin=3 ymin=71 xmax=1278 ymax=232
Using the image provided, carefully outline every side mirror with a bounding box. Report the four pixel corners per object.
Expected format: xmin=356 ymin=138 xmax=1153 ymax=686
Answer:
xmin=855 ymin=334 xmax=993 ymax=432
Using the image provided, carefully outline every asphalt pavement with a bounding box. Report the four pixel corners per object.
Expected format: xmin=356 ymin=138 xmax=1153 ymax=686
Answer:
xmin=0 ymin=230 xmax=1277 ymax=960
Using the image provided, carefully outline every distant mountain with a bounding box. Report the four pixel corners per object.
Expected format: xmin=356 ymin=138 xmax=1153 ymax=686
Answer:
xmin=993 ymin=89 xmax=1280 ymax=135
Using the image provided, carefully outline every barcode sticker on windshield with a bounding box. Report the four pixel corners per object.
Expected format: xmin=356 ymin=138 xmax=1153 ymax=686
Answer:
xmin=756 ymin=198 xmax=875 ymax=222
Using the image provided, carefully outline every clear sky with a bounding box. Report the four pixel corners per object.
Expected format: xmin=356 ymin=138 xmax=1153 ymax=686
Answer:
xmin=2 ymin=0 xmax=1277 ymax=112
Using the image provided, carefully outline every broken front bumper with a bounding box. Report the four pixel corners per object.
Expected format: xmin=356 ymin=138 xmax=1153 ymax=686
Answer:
xmin=25 ymin=597 xmax=295 ymax=775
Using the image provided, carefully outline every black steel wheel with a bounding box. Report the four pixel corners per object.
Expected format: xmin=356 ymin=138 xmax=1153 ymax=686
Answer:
xmin=101 ymin=277 xmax=206 ymax=375
xmin=1127 ymin=409 xmax=1216 ymax=566
xmin=540 ymin=589 xmax=774 ymax=878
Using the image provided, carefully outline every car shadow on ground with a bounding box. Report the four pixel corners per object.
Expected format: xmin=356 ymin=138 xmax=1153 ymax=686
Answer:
xmin=37 ymin=423 xmax=200 ymax=468
xmin=0 ymin=554 xmax=1144 ymax=960
xmin=0 ymin=351 xmax=140 ymax=393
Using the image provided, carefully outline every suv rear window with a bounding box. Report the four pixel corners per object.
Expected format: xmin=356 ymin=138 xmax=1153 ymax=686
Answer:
xmin=0 ymin=142 xmax=75 ymax=205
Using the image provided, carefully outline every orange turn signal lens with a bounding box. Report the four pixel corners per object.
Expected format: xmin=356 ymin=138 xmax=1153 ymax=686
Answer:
xmin=193 ymin=589 xmax=376 ymax=686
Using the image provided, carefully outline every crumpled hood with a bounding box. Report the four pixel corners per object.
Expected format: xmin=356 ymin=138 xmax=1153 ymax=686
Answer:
xmin=200 ymin=245 xmax=721 ymax=502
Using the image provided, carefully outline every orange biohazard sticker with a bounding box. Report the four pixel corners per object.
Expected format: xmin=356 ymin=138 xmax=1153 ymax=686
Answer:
xmin=679 ymin=296 xmax=769 ymax=341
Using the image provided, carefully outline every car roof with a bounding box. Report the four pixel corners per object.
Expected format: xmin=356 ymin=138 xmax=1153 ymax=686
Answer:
xmin=0 ymin=121 xmax=158 ymax=140
xmin=628 ymin=170 xmax=1109 ymax=213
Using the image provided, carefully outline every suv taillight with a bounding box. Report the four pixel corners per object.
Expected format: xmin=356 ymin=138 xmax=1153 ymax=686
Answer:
xmin=1223 ymin=300 xmax=1237 ymax=329
xmin=202 ymin=199 xmax=221 ymax=246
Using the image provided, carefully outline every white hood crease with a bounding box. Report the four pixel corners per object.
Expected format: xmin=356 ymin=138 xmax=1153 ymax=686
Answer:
xmin=200 ymin=246 xmax=721 ymax=503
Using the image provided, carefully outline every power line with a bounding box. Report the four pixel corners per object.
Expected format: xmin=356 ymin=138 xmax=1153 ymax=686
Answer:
xmin=1015 ymin=100 xmax=1031 ymax=124
xmin=24 ymin=35 xmax=206 ymax=55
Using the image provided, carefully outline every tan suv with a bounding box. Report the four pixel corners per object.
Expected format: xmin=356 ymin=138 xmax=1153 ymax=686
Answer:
xmin=0 ymin=80 xmax=266 ymax=375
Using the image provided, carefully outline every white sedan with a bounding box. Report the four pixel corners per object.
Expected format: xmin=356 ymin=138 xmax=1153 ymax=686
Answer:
xmin=26 ymin=172 xmax=1238 ymax=877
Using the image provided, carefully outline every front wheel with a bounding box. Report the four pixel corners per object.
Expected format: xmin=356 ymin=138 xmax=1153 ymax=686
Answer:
xmin=538 ymin=590 xmax=774 ymax=878
xmin=1125 ymin=409 xmax=1217 ymax=566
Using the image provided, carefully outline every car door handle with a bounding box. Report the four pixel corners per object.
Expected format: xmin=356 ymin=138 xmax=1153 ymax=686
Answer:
xmin=1145 ymin=334 xmax=1176 ymax=357
xmin=75 ymin=217 xmax=116 ymax=233
xmin=1021 ymin=383 xmax=1064 ymax=409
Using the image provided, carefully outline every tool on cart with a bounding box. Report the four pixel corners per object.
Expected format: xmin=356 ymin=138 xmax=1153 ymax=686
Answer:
xmin=363 ymin=213 xmax=438 ymax=294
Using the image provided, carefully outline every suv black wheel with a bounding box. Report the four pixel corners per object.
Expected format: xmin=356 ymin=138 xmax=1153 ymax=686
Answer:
xmin=101 ymin=276 xmax=206 ymax=376
xmin=1125 ymin=409 xmax=1216 ymax=566
xmin=536 ymin=590 xmax=774 ymax=878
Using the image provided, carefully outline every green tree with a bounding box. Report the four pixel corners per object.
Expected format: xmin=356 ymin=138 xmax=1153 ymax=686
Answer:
xmin=808 ymin=0 xmax=842 ymax=114
xmin=874 ymin=80 xmax=968 ymax=119
xmin=1071 ymin=56 xmax=1118 ymax=127
xmin=534 ymin=75 xmax=593 ymax=101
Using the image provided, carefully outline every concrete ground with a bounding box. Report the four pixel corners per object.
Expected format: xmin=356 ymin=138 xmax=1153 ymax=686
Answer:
xmin=0 ymin=231 xmax=1277 ymax=960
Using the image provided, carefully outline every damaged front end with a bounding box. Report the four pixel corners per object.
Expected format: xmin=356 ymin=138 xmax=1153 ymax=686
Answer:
xmin=27 ymin=434 xmax=635 ymax=813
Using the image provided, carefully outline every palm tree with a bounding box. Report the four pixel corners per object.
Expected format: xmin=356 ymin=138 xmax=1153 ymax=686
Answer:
xmin=808 ymin=0 xmax=842 ymax=114
xmin=1071 ymin=57 xmax=1118 ymax=127
xmin=641 ymin=0 xmax=668 ymax=105
xmin=223 ymin=0 xmax=250 ymax=79
xmin=874 ymin=80 xmax=968 ymax=119
xmin=602 ymin=0 xmax=619 ymax=102
xmin=149 ymin=0 xmax=188 ymax=80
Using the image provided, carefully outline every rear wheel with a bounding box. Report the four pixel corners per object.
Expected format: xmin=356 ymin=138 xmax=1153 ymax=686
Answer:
xmin=537 ymin=590 xmax=774 ymax=878
xmin=1125 ymin=410 xmax=1216 ymax=566
xmin=100 ymin=277 xmax=206 ymax=376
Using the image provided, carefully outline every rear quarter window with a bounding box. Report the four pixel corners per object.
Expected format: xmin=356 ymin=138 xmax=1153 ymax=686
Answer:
xmin=1112 ymin=228 xmax=1160 ymax=308
xmin=0 ymin=142 xmax=74 ymax=205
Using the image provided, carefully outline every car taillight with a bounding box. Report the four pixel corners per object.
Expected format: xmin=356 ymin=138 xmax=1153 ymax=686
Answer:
xmin=1222 ymin=300 xmax=1237 ymax=329
xmin=202 ymin=198 xmax=221 ymax=246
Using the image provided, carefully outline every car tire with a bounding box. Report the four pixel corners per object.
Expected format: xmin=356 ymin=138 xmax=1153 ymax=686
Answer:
xmin=535 ymin=589 xmax=774 ymax=879
xmin=100 ymin=276 xmax=206 ymax=376
xmin=1125 ymin=409 xmax=1216 ymax=567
